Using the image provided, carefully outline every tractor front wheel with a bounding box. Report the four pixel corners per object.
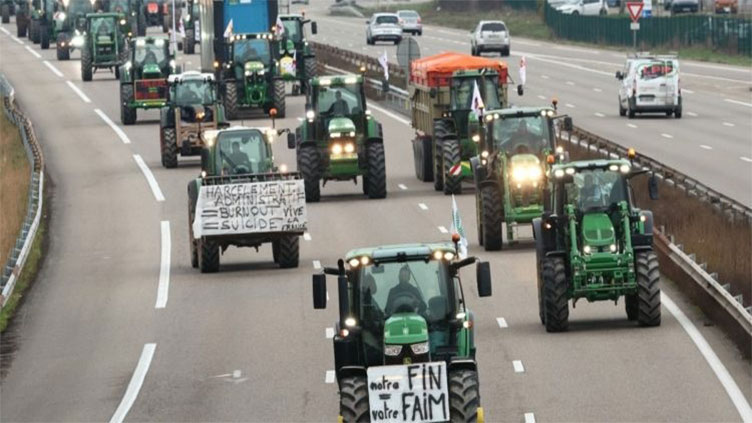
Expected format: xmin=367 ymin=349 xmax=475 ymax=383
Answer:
xmin=413 ymin=136 xmax=433 ymax=182
xmin=81 ymin=45 xmax=93 ymax=81
xmin=40 ymin=25 xmax=49 ymax=49
xmin=161 ymin=127 xmax=178 ymax=168
xmin=298 ymin=146 xmax=321 ymax=202
xmin=636 ymin=251 xmax=661 ymax=327
xmin=224 ymin=82 xmax=239 ymax=120
xmin=449 ymin=369 xmax=482 ymax=422
xmin=442 ymin=136 xmax=462 ymax=195
xmin=366 ymin=142 xmax=387 ymax=199
xmin=1 ymin=5 xmax=9 ymax=23
xmin=120 ymin=84 xmax=137 ymax=125
xmin=272 ymin=79 xmax=286 ymax=118
xmin=199 ymin=238 xmax=220 ymax=273
xmin=304 ymin=56 xmax=317 ymax=93
xmin=481 ymin=185 xmax=503 ymax=251
xmin=30 ymin=19 xmax=39 ymax=43
xmin=542 ymin=257 xmax=569 ymax=332
xmin=17 ymin=17 xmax=27 ymax=37
xmin=276 ymin=236 xmax=299 ymax=268
xmin=339 ymin=376 xmax=370 ymax=423
xmin=56 ymin=34 xmax=70 ymax=60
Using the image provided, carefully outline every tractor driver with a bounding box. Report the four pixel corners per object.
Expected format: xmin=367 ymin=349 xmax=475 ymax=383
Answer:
xmin=509 ymin=119 xmax=541 ymax=154
xmin=224 ymin=141 xmax=252 ymax=173
xmin=327 ymin=90 xmax=350 ymax=116
xmin=95 ymin=18 xmax=114 ymax=37
xmin=580 ymin=173 xmax=605 ymax=209
xmin=385 ymin=265 xmax=426 ymax=316
xmin=143 ymin=46 xmax=158 ymax=65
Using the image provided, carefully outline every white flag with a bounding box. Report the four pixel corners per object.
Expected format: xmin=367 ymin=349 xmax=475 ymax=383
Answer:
xmin=519 ymin=56 xmax=527 ymax=86
xmin=378 ymin=49 xmax=389 ymax=81
xmin=450 ymin=195 xmax=468 ymax=259
xmin=223 ymin=18 xmax=233 ymax=38
xmin=275 ymin=16 xmax=285 ymax=36
xmin=471 ymin=80 xmax=484 ymax=119
xmin=179 ymin=19 xmax=185 ymax=38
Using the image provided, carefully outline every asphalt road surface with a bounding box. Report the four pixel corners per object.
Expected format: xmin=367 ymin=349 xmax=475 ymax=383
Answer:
xmin=0 ymin=13 xmax=750 ymax=423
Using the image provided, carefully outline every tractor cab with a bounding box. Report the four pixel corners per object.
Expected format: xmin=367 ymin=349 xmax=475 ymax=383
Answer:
xmin=201 ymin=127 xmax=277 ymax=177
xmin=278 ymin=13 xmax=317 ymax=46
xmin=56 ymin=0 xmax=92 ymax=33
xmin=169 ymin=72 xmax=217 ymax=107
xmin=308 ymin=75 xmax=367 ymax=142
xmin=228 ymin=33 xmax=275 ymax=82
xmin=130 ymin=36 xmax=171 ymax=78
xmin=85 ymin=13 xmax=125 ymax=58
xmin=277 ymin=13 xmax=318 ymax=95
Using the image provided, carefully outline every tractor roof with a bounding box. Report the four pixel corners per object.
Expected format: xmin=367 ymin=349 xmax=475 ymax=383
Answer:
xmin=312 ymin=74 xmax=362 ymax=86
xmin=168 ymin=71 xmax=214 ymax=83
xmin=86 ymin=12 xmax=121 ymax=18
xmin=346 ymin=242 xmax=456 ymax=262
xmin=550 ymin=158 xmax=632 ymax=174
xmin=486 ymin=106 xmax=555 ymax=117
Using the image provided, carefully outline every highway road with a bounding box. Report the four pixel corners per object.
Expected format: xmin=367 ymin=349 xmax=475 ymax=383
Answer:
xmin=0 ymin=11 xmax=751 ymax=423
xmin=310 ymin=3 xmax=752 ymax=205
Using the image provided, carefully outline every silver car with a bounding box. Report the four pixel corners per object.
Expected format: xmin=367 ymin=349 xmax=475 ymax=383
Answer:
xmin=470 ymin=20 xmax=510 ymax=56
xmin=366 ymin=13 xmax=403 ymax=45
xmin=397 ymin=10 xmax=422 ymax=36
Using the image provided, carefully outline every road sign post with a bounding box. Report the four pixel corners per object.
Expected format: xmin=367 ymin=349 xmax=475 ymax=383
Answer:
xmin=626 ymin=2 xmax=644 ymax=51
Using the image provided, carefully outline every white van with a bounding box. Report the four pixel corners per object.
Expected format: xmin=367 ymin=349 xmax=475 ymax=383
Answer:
xmin=616 ymin=54 xmax=682 ymax=118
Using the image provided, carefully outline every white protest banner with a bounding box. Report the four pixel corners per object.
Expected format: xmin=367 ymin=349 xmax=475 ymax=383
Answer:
xmin=367 ymin=362 xmax=449 ymax=423
xmin=192 ymin=180 xmax=307 ymax=238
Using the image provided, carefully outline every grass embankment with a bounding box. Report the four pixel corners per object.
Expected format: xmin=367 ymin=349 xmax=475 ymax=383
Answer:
xmin=361 ymin=1 xmax=752 ymax=67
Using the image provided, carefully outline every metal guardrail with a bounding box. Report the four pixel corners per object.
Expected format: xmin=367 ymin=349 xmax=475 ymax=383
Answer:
xmin=1 ymin=73 xmax=44 ymax=308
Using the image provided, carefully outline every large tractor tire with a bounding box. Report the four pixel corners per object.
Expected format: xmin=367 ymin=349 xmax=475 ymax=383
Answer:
xmin=276 ymin=235 xmax=299 ymax=268
xmin=224 ymin=82 xmax=239 ymax=120
xmin=480 ymin=185 xmax=503 ymax=251
xmin=40 ymin=25 xmax=49 ymax=49
xmin=365 ymin=142 xmax=386 ymax=199
xmin=298 ymin=146 xmax=321 ymax=202
xmin=199 ymin=239 xmax=220 ymax=273
xmin=81 ymin=45 xmax=93 ymax=81
xmin=272 ymin=79 xmax=286 ymax=118
xmin=56 ymin=34 xmax=70 ymax=60
xmin=536 ymin=257 xmax=546 ymax=325
xmin=1 ymin=5 xmax=9 ymax=23
xmin=303 ymin=56 xmax=317 ymax=93
xmin=449 ymin=369 xmax=481 ymax=422
xmin=161 ymin=127 xmax=178 ymax=168
xmin=184 ymin=29 xmax=195 ymax=54
xmin=542 ymin=257 xmax=569 ymax=332
xmin=636 ymin=251 xmax=661 ymax=327
xmin=137 ymin=13 xmax=146 ymax=36
xmin=432 ymin=121 xmax=447 ymax=191
xmin=17 ymin=17 xmax=27 ymax=37
xmin=30 ymin=19 xmax=39 ymax=43
xmin=442 ymin=136 xmax=462 ymax=195
xmin=120 ymin=84 xmax=137 ymax=125
xmin=413 ymin=136 xmax=433 ymax=182
xmin=339 ymin=376 xmax=370 ymax=423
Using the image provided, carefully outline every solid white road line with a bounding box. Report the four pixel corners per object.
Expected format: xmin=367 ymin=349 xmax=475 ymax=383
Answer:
xmin=368 ymin=102 xmax=411 ymax=126
xmin=541 ymin=75 xmax=549 ymax=79
xmin=43 ymin=61 xmax=64 ymax=78
xmin=722 ymin=122 xmax=735 ymax=127
xmin=536 ymin=95 xmax=546 ymax=100
xmin=398 ymin=183 xmax=408 ymax=190
xmin=627 ymin=123 xmax=638 ymax=129
xmin=325 ymin=370 xmax=336 ymax=384
xmin=10 ymin=35 xmax=23 ymax=45
xmin=512 ymin=360 xmax=525 ymax=373
xmin=109 ymin=343 xmax=157 ymax=423
xmin=524 ymin=412 xmax=536 ymax=423
xmin=594 ymin=112 xmax=605 ymax=117
xmin=687 ymin=111 xmax=699 ymax=117
xmin=66 ymin=80 xmax=91 ymax=103
xmin=325 ymin=327 xmax=335 ymax=339
xmin=661 ymin=133 xmax=674 ymax=139
xmin=496 ymin=317 xmax=508 ymax=328
xmin=94 ymin=109 xmax=131 ymax=144
xmin=566 ymin=81 xmax=575 ymax=86
xmin=132 ymin=155 xmax=165 ymax=202
xmin=740 ymin=157 xmax=752 ymax=163
xmin=593 ymin=87 xmax=603 ymax=93
xmin=25 ymin=45 xmax=41 ymax=58
xmin=662 ymin=293 xmax=752 ymax=422
xmin=313 ymin=260 xmax=321 ymax=270
xmin=155 ymin=221 xmax=170 ymax=309
xmin=437 ymin=226 xmax=448 ymax=234
xmin=724 ymin=98 xmax=752 ymax=108
xmin=418 ymin=203 xmax=429 ymax=211
xmin=565 ymin=103 xmax=576 ymax=108
xmin=682 ymin=89 xmax=694 ymax=94
xmin=303 ymin=232 xmax=312 ymax=241
xmin=699 ymin=145 xmax=713 ymax=150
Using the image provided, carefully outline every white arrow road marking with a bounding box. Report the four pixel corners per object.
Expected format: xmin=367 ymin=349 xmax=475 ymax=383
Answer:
xmin=593 ymin=87 xmax=603 ymax=92
xmin=66 ymin=80 xmax=91 ymax=103
xmin=132 ymin=155 xmax=165 ymax=202
xmin=94 ymin=109 xmax=131 ymax=144
xmin=155 ymin=221 xmax=170 ymax=309
xmin=513 ymin=360 xmax=525 ymax=373
xmin=496 ymin=317 xmax=508 ymax=328
xmin=110 ymin=343 xmax=156 ymax=423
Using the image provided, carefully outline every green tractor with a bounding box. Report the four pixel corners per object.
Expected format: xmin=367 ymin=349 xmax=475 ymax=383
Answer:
xmin=188 ymin=125 xmax=306 ymax=273
xmin=29 ymin=0 xmax=56 ymax=48
xmin=119 ymin=36 xmax=178 ymax=124
xmin=290 ymin=74 xmax=386 ymax=202
xmin=80 ymin=12 xmax=129 ymax=81
xmin=532 ymin=155 xmax=662 ymax=332
xmin=277 ymin=13 xmax=317 ymax=95
xmin=54 ymin=0 xmax=93 ymax=60
xmin=98 ymin=0 xmax=142 ymax=36
xmin=13 ymin=0 xmax=29 ymax=37
xmin=181 ymin=0 xmax=198 ymax=54
xmin=1 ymin=0 xmax=15 ymax=24
xmin=159 ymin=71 xmax=225 ymax=167
xmin=221 ymin=33 xmax=285 ymax=119
xmin=312 ymin=241 xmax=493 ymax=422
xmin=472 ymin=106 xmax=572 ymax=249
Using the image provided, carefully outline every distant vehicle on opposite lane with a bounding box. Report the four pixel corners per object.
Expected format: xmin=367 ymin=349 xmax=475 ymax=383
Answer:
xmin=616 ymin=53 xmax=682 ymax=119
xmin=366 ymin=12 xmax=403 ymax=45
xmin=556 ymin=0 xmax=609 ymax=15
xmin=397 ymin=9 xmax=422 ymax=35
xmin=470 ymin=20 xmax=510 ymax=56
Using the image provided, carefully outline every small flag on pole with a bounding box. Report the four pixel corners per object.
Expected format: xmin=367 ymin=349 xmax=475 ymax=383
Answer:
xmin=275 ymin=16 xmax=285 ymax=36
xmin=378 ymin=49 xmax=389 ymax=81
xmin=450 ymin=195 xmax=468 ymax=259
xmin=471 ymin=80 xmax=484 ymax=119
xmin=519 ymin=56 xmax=527 ymax=86
xmin=223 ymin=19 xmax=234 ymax=38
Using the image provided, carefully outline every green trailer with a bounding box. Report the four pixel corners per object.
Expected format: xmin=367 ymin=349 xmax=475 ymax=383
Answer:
xmin=277 ymin=13 xmax=317 ymax=95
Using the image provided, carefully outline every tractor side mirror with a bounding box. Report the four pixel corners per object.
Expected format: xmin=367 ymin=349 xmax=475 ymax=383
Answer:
xmin=337 ymin=275 xmax=349 ymax=322
xmin=517 ymin=84 xmax=524 ymax=96
xmin=287 ymin=132 xmax=296 ymax=149
xmin=313 ymin=274 xmax=327 ymax=309
xmin=429 ymin=87 xmax=437 ymax=98
xmin=311 ymin=21 xmax=317 ymax=34
xmin=476 ymin=261 xmax=492 ymax=297
xmin=615 ymin=71 xmax=623 ymax=80
xmin=200 ymin=148 xmax=209 ymax=170
xmin=563 ymin=116 xmax=573 ymax=131
xmin=648 ymin=174 xmax=659 ymax=200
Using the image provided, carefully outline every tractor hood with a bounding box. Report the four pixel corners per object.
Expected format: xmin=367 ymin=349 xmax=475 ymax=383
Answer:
xmin=244 ymin=61 xmax=265 ymax=73
xmin=384 ymin=313 xmax=429 ymax=345
xmin=327 ymin=117 xmax=356 ymax=136
xmin=508 ymin=153 xmax=543 ymax=183
xmin=581 ymin=213 xmax=616 ymax=248
xmin=142 ymin=63 xmax=163 ymax=78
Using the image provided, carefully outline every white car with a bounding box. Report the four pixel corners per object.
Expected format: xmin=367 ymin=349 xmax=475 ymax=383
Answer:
xmin=556 ymin=0 xmax=608 ymax=15
xmin=366 ymin=13 xmax=403 ymax=45
xmin=616 ymin=54 xmax=682 ymax=118
xmin=397 ymin=10 xmax=422 ymax=35
xmin=470 ymin=20 xmax=510 ymax=56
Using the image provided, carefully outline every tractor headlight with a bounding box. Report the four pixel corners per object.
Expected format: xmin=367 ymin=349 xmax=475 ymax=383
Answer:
xmin=348 ymin=258 xmax=360 ymax=268
xmin=620 ymin=164 xmax=631 ymax=174
xmin=472 ymin=134 xmax=480 ymax=143
xmin=136 ymin=38 xmax=145 ymax=47
xmin=411 ymin=342 xmax=429 ymax=355
xmin=331 ymin=143 xmax=343 ymax=155
xmin=119 ymin=18 xmax=126 ymax=25
xmin=345 ymin=317 xmax=357 ymax=327
xmin=343 ymin=143 xmax=355 ymax=154
xmin=330 ymin=132 xmax=340 ymax=139
xmin=433 ymin=250 xmax=443 ymax=260
xmin=609 ymin=244 xmax=617 ymax=252
xmin=384 ymin=345 xmax=402 ymax=356
xmin=512 ymin=165 xmax=542 ymax=182
xmin=443 ymin=251 xmax=454 ymax=261
xmin=306 ymin=110 xmax=315 ymax=120
xmin=244 ymin=70 xmax=251 ymax=76
xmin=554 ymin=169 xmax=565 ymax=178
xmin=583 ymin=245 xmax=592 ymax=254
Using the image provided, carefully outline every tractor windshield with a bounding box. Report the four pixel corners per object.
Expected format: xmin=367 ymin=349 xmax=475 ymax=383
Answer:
xmin=564 ymin=169 xmax=629 ymax=212
xmin=233 ymin=39 xmax=271 ymax=65
xmin=174 ymin=80 xmax=214 ymax=105
xmin=316 ymin=85 xmax=364 ymax=116
xmin=67 ymin=0 xmax=93 ymax=16
xmin=216 ymin=130 xmax=271 ymax=175
xmin=134 ymin=41 xmax=167 ymax=65
xmin=281 ymin=19 xmax=302 ymax=43
xmin=451 ymin=76 xmax=501 ymax=111
xmin=91 ymin=16 xmax=116 ymax=39
xmin=491 ymin=114 xmax=553 ymax=155
xmin=107 ymin=0 xmax=130 ymax=13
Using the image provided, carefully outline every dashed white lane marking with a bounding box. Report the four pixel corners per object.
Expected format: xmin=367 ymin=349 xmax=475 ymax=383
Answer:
xmin=687 ymin=111 xmax=698 ymax=117
xmin=109 ymin=343 xmax=157 ymax=423
xmin=699 ymin=144 xmax=713 ymax=150
xmin=66 ymin=80 xmax=91 ymax=103
xmin=398 ymin=183 xmax=408 ymax=190
xmin=313 ymin=260 xmax=321 ymax=270
xmin=132 ymin=154 xmax=165 ymax=202
xmin=682 ymin=89 xmax=694 ymax=94
xmin=627 ymin=123 xmax=637 ymax=128
xmin=418 ymin=203 xmax=429 ymax=210
xmin=536 ymin=95 xmax=546 ymax=100
xmin=724 ymin=98 xmax=752 ymax=108
xmin=368 ymin=102 xmax=411 ymax=126
xmin=44 ymin=62 xmax=65 ymax=79
xmin=512 ymin=360 xmax=525 ymax=373
xmin=565 ymin=81 xmax=574 ymax=86
xmin=524 ymin=412 xmax=536 ymax=423
xmin=722 ymin=122 xmax=735 ymax=127
xmin=565 ymin=103 xmax=575 ymax=108
xmin=303 ymin=232 xmax=312 ymax=241
xmin=10 ymin=35 xmax=23 ymax=45
xmin=94 ymin=108 xmax=131 ymax=144
xmin=661 ymin=133 xmax=674 ymax=139
xmin=155 ymin=221 xmax=170 ymax=309
xmin=662 ymin=293 xmax=752 ymax=422
xmin=594 ymin=112 xmax=605 ymax=117
xmin=541 ymin=75 xmax=549 ymax=79
xmin=0 ymin=27 xmax=9 ymax=35
xmin=437 ymin=226 xmax=448 ymax=234
xmin=26 ymin=45 xmax=42 ymax=59
xmin=325 ymin=327 xmax=335 ymax=339
xmin=593 ymin=87 xmax=603 ymax=92
xmin=740 ymin=156 xmax=752 ymax=163
xmin=496 ymin=317 xmax=508 ymax=328
xmin=325 ymin=370 xmax=336 ymax=384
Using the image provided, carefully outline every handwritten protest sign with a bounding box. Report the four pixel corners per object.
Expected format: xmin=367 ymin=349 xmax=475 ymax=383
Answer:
xmin=192 ymin=180 xmax=307 ymax=238
xmin=367 ymin=362 xmax=449 ymax=423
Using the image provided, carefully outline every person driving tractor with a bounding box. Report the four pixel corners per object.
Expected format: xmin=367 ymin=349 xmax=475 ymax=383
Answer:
xmin=225 ymin=141 xmax=252 ymax=172
xmin=327 ymin=90 xmax=349 ymax=116
xmin=385 ymin=265 xmax=426 ymax=315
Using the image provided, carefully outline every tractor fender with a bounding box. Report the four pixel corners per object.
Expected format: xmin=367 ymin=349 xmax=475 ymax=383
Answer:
xmin=478 ymin=178 xmax=499 ymax=191
xmin=159 ymin=106 xmax=173 ymax=129
xmin=335 ymin=366 xmax=367 ymax=388
xmin=366 ymin=118 xmax=383 ymax=139
xmin=448 ymin=358 xmax=477 ymax=373
xmin=532 ymin=218 xmax=545 ymax=259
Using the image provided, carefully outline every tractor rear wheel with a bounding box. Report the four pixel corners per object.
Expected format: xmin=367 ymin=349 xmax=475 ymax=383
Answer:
xmin=366 ymin=142 xmax=386 ymax=199
xmin=1 ymin=5 xmax=9 ymax=23
xmin=224 ymin=81 xmax=239 ymax=120
xmin=413 ymin=136 xmax=434 ymax=182
xmin=276 ymin=235 xmax=299 ymax=268
xmin=432 ymin=121 xmax=447 ymax=191
xmin=30 ymin=19 xmax=39 ymax=43
xmin=298 ymin=146 xmax=320 ymax=202
xmin=56 ymin=34 xmax=70 ymax=60
xmin=339 ymin=376 xmax=369 ymax=423
xmin=40 ymin=24 xmax=49 ymax=49
xmin=449 ymin=369 xmax=481 ymax=422
xmin=272 ymin=79 xmax=286 ymax=117
xmin=199 ymin=238 xmax=220 ymax=273
xmin=542 ymin=257 xmax=569 ymax=332
xmin=442 ymin=136 xmax=462 ymax=195
xmin=17 ymin=17 xmax=27 ymax=37
xmin=184 ymin=29 xmax=195 ymax=54
xmin=120 ymin=84 xmax=137 ymax=125
xmin=161 ymin=128 xmax=178 ymax=168
xmin=81 ymin=45 xmax=93 ymax=81
xmin=481 ymin=185 xmax=503 ymax=251
xmin=636 ymin=251 xmax=661 ymax=327
xmin=304 ymin=56 xmax=317 ymax=93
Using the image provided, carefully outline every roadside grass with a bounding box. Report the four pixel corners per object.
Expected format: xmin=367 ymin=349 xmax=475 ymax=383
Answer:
xmin=0 ymin=112 xmax=29 ymax=267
